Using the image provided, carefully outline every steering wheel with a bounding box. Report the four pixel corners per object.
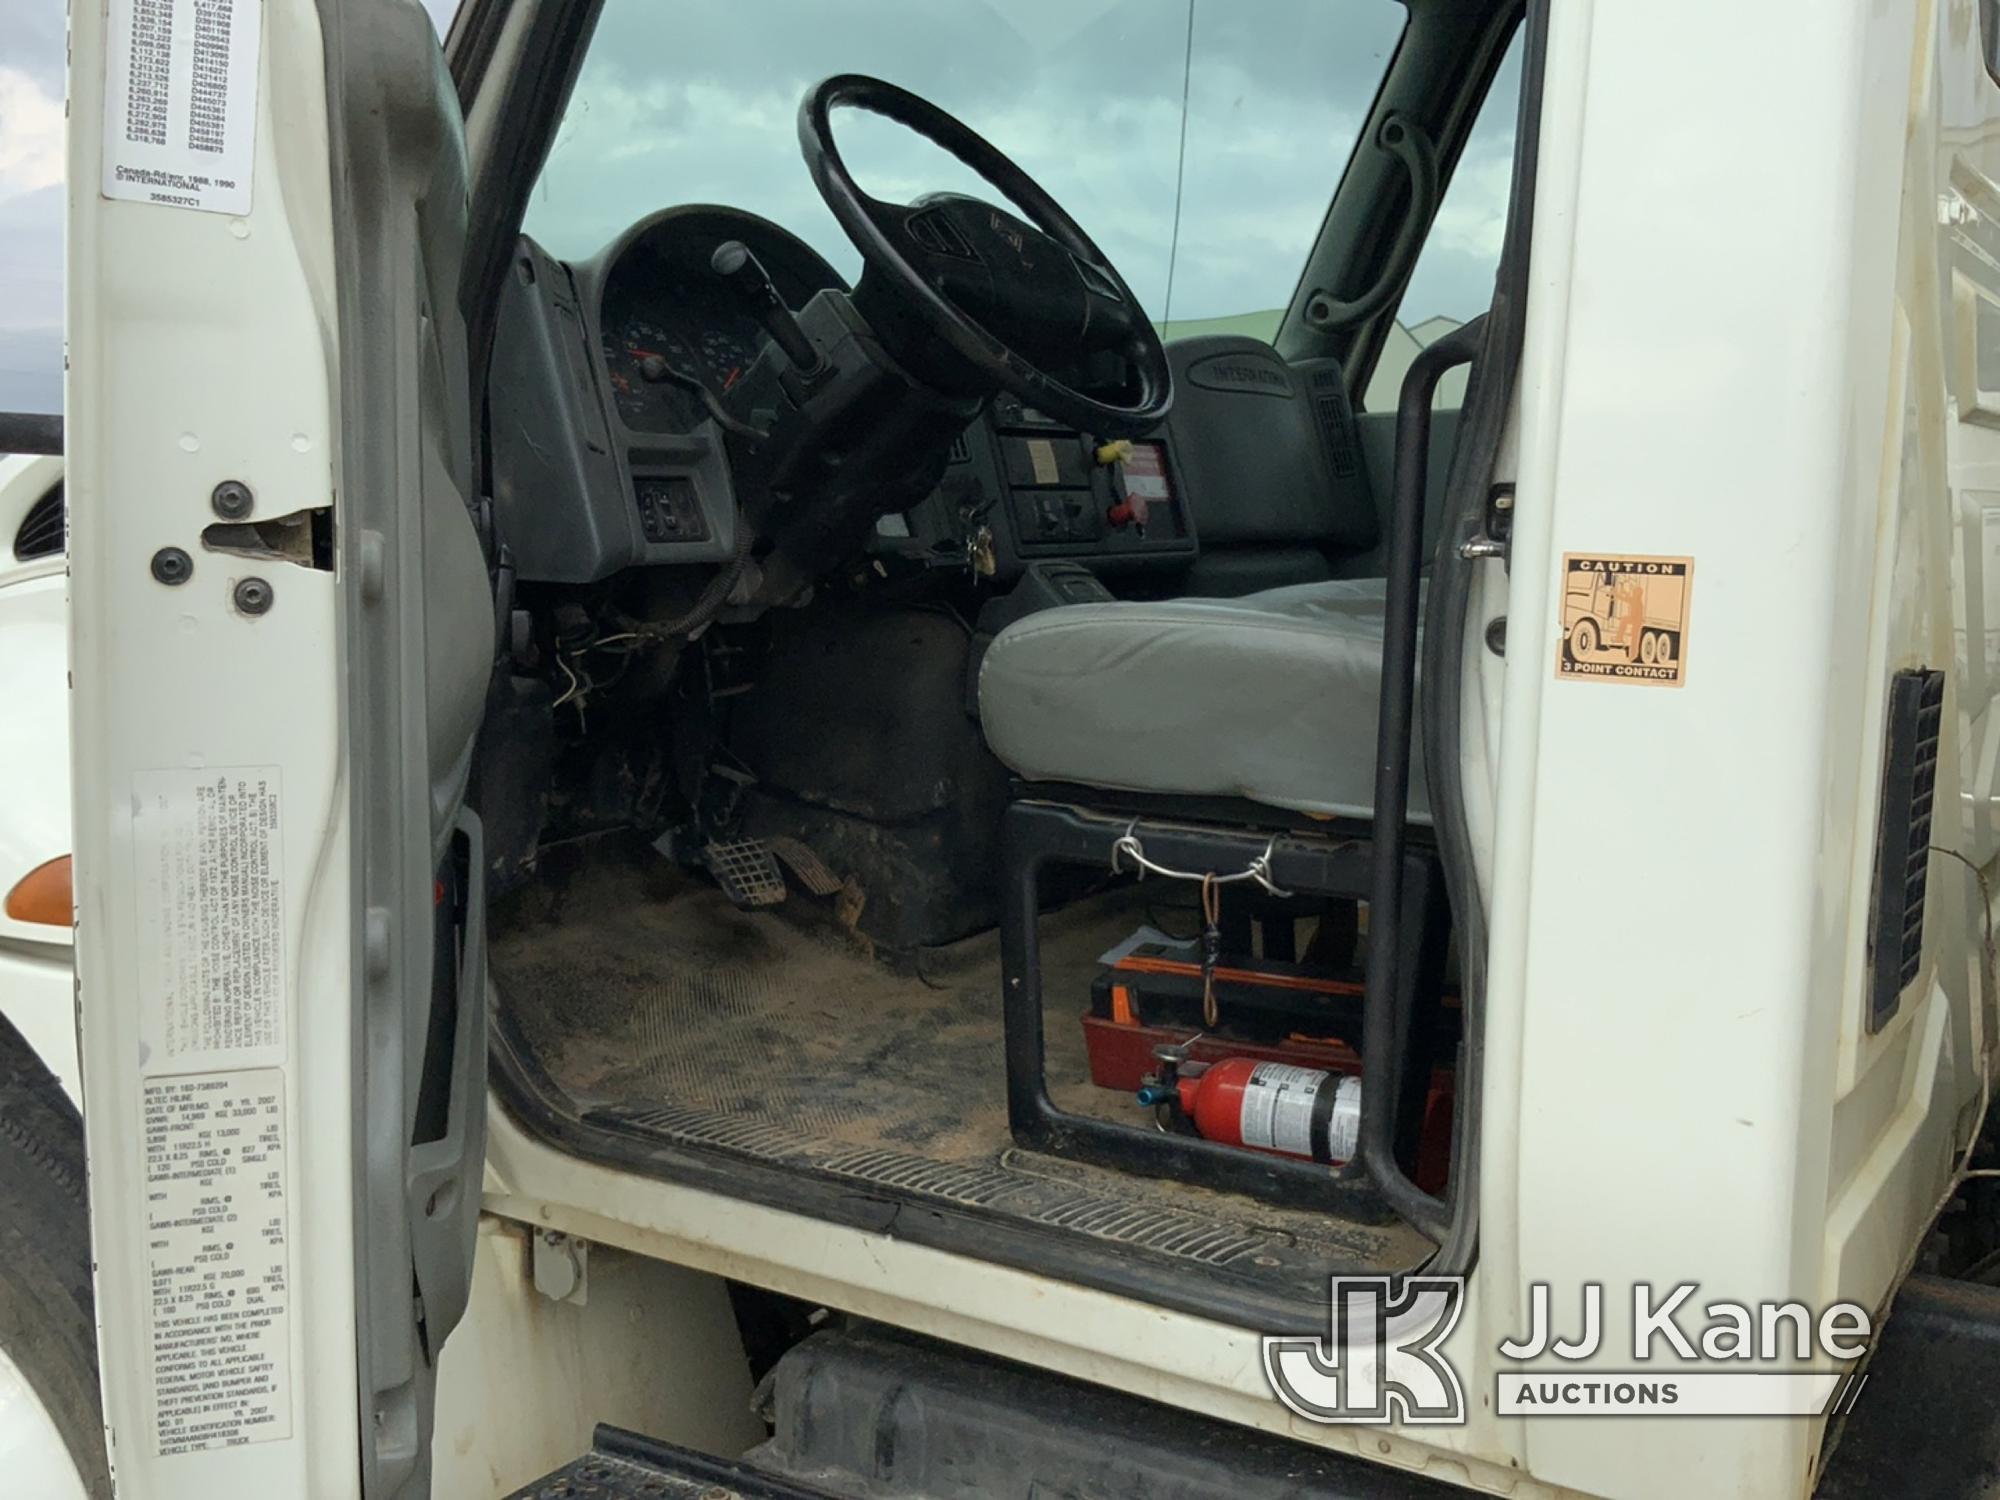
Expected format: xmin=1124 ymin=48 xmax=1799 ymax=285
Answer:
xmin=799 ymin=74 xmax=1173 ymax=437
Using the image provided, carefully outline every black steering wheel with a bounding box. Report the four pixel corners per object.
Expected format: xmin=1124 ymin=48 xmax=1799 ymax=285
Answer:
xmin=799 ymin=74 xmax=1173 ymax=437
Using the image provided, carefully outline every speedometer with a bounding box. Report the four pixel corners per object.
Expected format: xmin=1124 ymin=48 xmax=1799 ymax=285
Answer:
xmin=603 ymin=317 xmax=701 ymax=429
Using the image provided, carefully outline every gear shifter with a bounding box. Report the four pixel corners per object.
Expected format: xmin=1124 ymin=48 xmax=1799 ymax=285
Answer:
xmin=709 ymin=240 xmax=825 ymax=379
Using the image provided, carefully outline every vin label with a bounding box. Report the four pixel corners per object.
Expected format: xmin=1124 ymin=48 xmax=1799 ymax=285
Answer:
xmin=102 ymin=0 xmax=261 ymax=214
xmin=145 ymin=1069 xmax=292 ymax=1455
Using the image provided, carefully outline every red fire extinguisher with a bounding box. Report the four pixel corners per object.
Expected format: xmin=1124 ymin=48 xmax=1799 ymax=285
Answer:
xmin=1141 ymin=1057 xmax=1362 ymax=1166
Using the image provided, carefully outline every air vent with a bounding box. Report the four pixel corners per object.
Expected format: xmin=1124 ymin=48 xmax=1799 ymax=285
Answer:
xmin=1866 ymin=667 xmax=1945 ymax=1032
xmin=1308 ymin=367 xmax=1359 ymax=478
xmin=947 ymin=432 xmax=971 ymax=464
xmin=11 ymin=484 xmax=63 ymax=561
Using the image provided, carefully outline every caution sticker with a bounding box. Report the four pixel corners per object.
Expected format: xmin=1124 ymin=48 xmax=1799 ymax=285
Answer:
xmin=1554 ymin=554 xmax=1694 ymax=687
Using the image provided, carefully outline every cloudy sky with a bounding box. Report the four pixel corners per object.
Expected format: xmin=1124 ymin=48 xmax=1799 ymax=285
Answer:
xmin=531 ymin=0 xmax=1519 ymax=336
xmin=1 ymin=0 xmax=1516 ymax=416
xmin=1 ymin=1 xmax=66 ymax=414
xmin=0 ymin=0 xmax=453 ymax=414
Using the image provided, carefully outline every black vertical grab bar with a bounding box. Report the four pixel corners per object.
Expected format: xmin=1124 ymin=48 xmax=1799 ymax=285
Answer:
xmin=1359 ymin=315 xmax=1486 ymax=1244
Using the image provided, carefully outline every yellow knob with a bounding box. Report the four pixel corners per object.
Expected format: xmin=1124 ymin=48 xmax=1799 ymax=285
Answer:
xmin=1095 ymin=439 xmax=1134 ymax=467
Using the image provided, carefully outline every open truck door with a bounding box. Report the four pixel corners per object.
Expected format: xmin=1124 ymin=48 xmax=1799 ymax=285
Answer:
xmin=65 ymin=0 xmax=493 ymax=1493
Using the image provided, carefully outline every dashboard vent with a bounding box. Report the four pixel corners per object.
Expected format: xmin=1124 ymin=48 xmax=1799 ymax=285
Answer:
xmin=948 ymin=432 xmax=971 ymax=464
xmin=1866 ymin=667 xmax=1945 ymax=1032
xmin=1308 ymin=367 xmax=1359 ymax=479
xmin=12 ymin=484 xmax=63 ymax=561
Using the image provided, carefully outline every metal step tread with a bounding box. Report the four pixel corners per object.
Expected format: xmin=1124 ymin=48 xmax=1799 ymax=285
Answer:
xmin=506 ymin=1428 xmax=847 ymax=1500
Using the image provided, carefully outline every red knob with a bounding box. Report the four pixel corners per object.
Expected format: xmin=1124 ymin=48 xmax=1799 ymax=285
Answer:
xmin=1106 ymin=500 xmax=1138 ymax=529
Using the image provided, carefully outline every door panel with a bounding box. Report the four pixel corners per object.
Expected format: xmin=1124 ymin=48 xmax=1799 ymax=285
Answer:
xmin=321 ymin=2 xmax=494 ymax=1494
xmin=65 ymin=0 xmax=491 ymax=1494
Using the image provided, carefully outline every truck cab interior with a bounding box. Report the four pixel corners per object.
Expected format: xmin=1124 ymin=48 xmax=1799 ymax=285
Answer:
xmin=470 ymin=0 xmax=1530 ymax=1328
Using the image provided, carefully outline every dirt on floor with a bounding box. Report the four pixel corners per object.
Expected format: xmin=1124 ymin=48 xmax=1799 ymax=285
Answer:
xmin=490 ymin=836 xmax=1434 ymax=1277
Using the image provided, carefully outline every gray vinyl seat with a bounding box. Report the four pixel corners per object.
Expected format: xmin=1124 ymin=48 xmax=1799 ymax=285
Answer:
xmin=976 ymin=576 xmax=1428 ymax=824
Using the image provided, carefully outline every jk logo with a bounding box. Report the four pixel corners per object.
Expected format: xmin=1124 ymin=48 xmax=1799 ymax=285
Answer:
xmin=1263 ymin=1276 xmax=1468 ymax=1425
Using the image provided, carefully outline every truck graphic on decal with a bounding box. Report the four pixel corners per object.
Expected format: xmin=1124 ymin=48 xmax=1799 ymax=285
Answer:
xmin=1556 ymin=554 xmax=1693 ymax=685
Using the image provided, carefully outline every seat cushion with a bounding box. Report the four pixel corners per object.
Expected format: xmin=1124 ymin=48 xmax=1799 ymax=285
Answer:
xmin=976 ymin=577 xmax=1428 ymax=823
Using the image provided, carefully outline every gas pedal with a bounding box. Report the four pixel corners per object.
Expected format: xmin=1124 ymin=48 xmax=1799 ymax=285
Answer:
xmin=765 ymin=835 xmax=843 ymax=897
xmin=703 ymin=839 xmax=788 ymax=908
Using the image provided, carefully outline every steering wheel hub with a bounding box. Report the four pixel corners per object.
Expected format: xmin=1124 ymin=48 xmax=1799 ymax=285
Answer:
xmin=799 ymin=74 xmax=1174 ymax=436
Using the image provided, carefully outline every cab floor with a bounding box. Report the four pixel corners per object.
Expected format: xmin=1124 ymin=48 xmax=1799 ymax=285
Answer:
xmin=490 ymin=839 xmax=1431 ymax=1309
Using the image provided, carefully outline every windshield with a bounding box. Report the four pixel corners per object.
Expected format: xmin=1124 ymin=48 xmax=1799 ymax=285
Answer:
xmin=526 ymin=0 xmax=1406 ymax=341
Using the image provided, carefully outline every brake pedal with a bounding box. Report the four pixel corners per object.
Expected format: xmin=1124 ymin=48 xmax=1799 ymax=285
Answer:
xmin=765 ymin=835 xmax=843 ymax=897
xmin=702 ymin=839 xmax=787 ymax=908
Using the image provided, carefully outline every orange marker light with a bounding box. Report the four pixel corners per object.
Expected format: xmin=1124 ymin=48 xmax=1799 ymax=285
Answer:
xmin=4 ymin=855 xmax=72 ymax=927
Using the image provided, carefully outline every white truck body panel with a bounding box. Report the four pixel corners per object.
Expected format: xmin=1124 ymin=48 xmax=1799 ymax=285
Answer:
xmin=1481 ymin=2 xmax=1999 ymax=1496
xmin=46 ymin=0 xmax=2000 ymax=1497
xmin=0 ymin=453 xmax=72 ymax=952
xmin=0 ymin=454 xmax=77 ymax=1101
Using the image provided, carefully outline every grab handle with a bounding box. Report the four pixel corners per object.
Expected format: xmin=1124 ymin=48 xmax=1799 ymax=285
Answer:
xmin=1304 ymin=114 xmax=1440 ymax=332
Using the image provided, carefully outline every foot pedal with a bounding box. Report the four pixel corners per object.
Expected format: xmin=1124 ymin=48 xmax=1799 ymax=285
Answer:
xmin=765 ymin=835 xmax=843 ymax=897
xmin=703 ymin=839 xmax=787 ymax=908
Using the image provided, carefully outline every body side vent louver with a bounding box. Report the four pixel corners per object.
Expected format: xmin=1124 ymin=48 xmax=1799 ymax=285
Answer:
xmin=12 ymin=484 xmax=64 ymax=561
xmin=1867 ymin=667 xmax=1946 ymax=1032
xmin=1308 ymin=368 xmax=1359 ymax=479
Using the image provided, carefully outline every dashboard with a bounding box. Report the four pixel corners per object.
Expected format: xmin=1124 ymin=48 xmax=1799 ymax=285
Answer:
xmin=489 ymin=204 xmax=1381 ymax=592
xmin=595 ymin=207 xmax=845 ymax=435
xmin=489 ymin=206 xmax=847 ymax=582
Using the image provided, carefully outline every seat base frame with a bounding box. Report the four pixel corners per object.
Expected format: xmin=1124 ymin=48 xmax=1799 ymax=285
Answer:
xmin=999 ymin=797 xmax=1449 ymax=1217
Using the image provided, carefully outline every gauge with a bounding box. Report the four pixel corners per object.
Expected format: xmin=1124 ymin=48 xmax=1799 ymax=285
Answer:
xmin=594 ymin=208 xmax=849 ymax=431
xmin=603 ymin=316 xmax=701 ymax=430
xmin=696 ymin=323 xmax=762 ymax=397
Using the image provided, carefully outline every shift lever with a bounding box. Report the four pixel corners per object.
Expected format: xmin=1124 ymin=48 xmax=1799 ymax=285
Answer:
xmin=709 ymin=240 xmax=825 ymax=378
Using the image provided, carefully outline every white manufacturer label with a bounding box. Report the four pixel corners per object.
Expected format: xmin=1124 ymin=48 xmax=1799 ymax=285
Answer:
xmin=133 ymin=768 xmax=286 ymax=1061
xmin=102 ymin=0 xmax=261 ymax=214
xmin=144 ymin=1069 xmax=292 ymax=1456
xmin=1238 ymin=1063 xmax=1328 ymax=1158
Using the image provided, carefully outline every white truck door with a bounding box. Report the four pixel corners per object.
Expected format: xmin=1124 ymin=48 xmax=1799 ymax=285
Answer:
xmin=65 ymin=0 xmax=493 ymax=1494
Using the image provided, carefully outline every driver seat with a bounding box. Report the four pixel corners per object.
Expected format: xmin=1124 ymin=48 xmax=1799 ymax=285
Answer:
xmin=975 ymin=575 xmax=1428 ymax=823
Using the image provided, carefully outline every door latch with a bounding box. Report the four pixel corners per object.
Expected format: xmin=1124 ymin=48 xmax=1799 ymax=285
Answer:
xmin=1458 ymin=483 xmax=1514 ymax=564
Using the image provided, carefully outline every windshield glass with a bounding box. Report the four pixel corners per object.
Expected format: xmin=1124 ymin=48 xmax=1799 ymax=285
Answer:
xmin=526 ymin=0 xmax=1407 ymax=340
